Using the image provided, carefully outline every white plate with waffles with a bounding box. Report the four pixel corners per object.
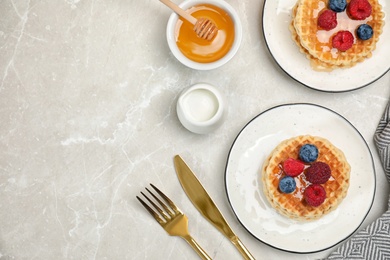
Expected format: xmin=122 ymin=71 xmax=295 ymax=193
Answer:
xmin=224 ymin=103 xmax=376 ymax=253
xmin=262 ymin=0 xmax=390 ymax=92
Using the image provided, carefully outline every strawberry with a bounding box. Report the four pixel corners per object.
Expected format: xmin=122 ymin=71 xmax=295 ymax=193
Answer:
xmin=332 ymin=31 xmax=354 ymax=51
xmin=318 ymin=10 xmax=338 ymax=31
xmin=347 ymin=0 xmax=372 ymax=20
xmin=304 ymin=184 xmax=326 ymax=207
xmin=283 ymin=158 xmax=305 ymax=177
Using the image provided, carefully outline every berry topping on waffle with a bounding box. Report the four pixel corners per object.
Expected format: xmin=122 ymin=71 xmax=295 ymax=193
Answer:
xmin=279 ymin=176 xmax=297 ymax=194
xmin=304 ymin=184 xmax=327 ymax=207
xmin=299 ymin=144 xmax=319 ymax=163
xmin=348 ymin=0 xmax=372 ymax=20
xmin=305 ymin=162 xmax=332 ymax=184
xmin=329 ymin=0 xmax=347 ymax=12
xmin=318 ymin=10 xmax=338 ymax=30
xmin=332 ymin=31 xmax=354 ymax=51
xmin=283 ymin=158 xmax=305 ymax=177
xmin=357 ymin=24 xmax=374 ymax=40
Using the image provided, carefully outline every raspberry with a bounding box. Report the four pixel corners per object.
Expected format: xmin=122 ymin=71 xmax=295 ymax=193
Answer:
xmin=279 ymin=176 xmax=296 ymax=194
xmin=347 ymin=0 xmax=372 ymax=20
xmin=318 ymin=10 xmax=338 ymax=31
xmin=305 ymin=162 xmax=331 ymax=184
xmin=332 ymin=31 xmax=354 ymax=51
xmin=283 ymin=158 xmax=305 ymax=177
xmin=304 ymin=184 xmax=326 ymax=207
xmin=299 ymin=144 xmax=318 ymax=163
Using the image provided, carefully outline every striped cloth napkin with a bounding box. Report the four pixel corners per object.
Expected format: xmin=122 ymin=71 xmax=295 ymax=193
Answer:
xmin=328 ymin=102 xmax=390 ymax=259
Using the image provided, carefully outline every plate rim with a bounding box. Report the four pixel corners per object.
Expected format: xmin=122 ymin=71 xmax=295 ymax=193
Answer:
xmin=224 ymin=103 xmax=377 ymax=253
xmin=261 ymin=0 xmax=390 ymax=93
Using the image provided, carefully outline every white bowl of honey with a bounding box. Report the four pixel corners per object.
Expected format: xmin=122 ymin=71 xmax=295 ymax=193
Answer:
xmin=166 ymin=0 xmax=242 ymax=70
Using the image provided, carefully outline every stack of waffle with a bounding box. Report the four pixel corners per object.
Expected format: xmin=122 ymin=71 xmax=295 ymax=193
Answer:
xmin=290 ymin=0 xmax=385 ymax=70
xmin=262 ymin=135 xmax=351 ymax=221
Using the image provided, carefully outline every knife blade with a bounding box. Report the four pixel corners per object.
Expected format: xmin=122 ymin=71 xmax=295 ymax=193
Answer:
xmin=174 ymin=155 xmax=255 ymax=260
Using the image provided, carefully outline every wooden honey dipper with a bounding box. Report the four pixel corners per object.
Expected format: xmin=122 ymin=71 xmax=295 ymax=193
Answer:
xmin=160 ymin=0 xmax=218 ymax=41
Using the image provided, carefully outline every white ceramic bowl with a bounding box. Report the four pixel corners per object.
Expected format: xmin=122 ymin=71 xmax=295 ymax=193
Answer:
xmin=177 ymin=83 xmax=225 ymax=134
xmin=166 ymin=0 xmax=242 ymax=70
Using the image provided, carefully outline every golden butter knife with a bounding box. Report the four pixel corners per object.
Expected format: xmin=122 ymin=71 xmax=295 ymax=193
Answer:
xmin=174 ymin=155 xmax=255 ymax=260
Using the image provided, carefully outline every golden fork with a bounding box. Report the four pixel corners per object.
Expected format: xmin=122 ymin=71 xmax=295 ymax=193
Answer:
xmin=136 ymin=183 xmax=212 ymax=260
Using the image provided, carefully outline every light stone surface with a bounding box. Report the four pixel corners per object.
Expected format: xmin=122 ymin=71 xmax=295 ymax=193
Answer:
xmin=0 ymin=0 xmax=389 ymax=259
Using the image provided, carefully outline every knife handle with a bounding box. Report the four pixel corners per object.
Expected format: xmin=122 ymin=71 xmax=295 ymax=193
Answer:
xmin=183 ymin=235 xmax=212 ymax=260
xmin=231 ymin=236 xmax=255 ymax=260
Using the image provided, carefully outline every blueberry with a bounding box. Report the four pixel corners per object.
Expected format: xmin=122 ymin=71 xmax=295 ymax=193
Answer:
xmin=357 ymin=24 xmax=373 ymax=40
xmin=299 ymin=144 xmax=319 ymax=163
xmin=279 ymin=176 xmax=296 ymax=194
xmin=329 ymin=0 xmax=347 ymax=12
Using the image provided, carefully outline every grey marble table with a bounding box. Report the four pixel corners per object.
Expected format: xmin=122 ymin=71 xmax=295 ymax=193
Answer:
xmin=0 ymin=0 xmax=389 ymax=259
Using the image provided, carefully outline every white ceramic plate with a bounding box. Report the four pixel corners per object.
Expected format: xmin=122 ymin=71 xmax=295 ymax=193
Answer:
xmin=225 ymin=103 xmax=376 ymax=253
xmin=262 ymin=0 xmax=390 ymax=92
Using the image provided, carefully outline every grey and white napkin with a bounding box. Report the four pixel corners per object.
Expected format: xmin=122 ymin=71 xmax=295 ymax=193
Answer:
xmin=328 ymin=102 xmax=390 ymax=259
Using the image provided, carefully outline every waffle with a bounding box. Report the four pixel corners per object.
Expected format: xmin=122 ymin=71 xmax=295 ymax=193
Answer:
xmin=290 ymin=0 xmax=385 ymax=70
xmin=261 ymin=135 xmax=351 ymax=221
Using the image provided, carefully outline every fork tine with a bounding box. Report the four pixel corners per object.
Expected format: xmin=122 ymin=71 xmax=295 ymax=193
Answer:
xmin=150 ymin=183 xmax=181 ymax=214
xmin=136 ymin=195 xmax=165 ymax=224
xmin=142 ymin=190 xmax=171 ymax=220
xmin=145 ymin=187 xmax=175 ymax=218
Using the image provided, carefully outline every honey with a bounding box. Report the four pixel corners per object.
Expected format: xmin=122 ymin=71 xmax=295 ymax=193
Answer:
xmin=174 ymin=4 xmax=235 ymax=63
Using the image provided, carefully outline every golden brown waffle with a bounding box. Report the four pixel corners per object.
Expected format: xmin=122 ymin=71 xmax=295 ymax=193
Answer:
xmin=291 ymin=0 xmax=385 ymax=70
xmin=262 ymin=135 xmax=351 ymax=221
xmin=289 ymin=4 xmax=366 ymax=71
